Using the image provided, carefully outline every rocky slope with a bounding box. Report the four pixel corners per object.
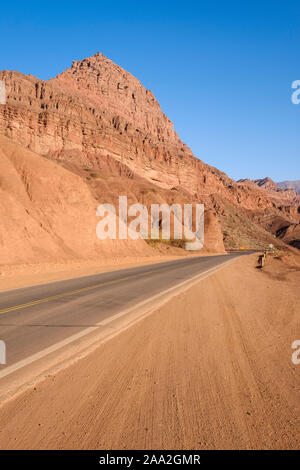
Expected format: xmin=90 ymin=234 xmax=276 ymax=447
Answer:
xmin=0 ymin=134 xmax=225 ymax=269
xmin=237 ymin=177 xmax=300 ymax=248
xmin=0 ymin=134 xmax=154 ymax=266
xmin=0 ymin=52 xmax=299 ymax=253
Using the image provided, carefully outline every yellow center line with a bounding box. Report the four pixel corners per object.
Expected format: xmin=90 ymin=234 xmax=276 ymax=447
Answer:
xmin=0 ymin=265 xmax=178 ymax=316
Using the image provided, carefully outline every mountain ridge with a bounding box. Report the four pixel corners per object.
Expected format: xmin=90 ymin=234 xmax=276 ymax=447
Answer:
xmin=0 ymin=52 xmax=299 ymax=254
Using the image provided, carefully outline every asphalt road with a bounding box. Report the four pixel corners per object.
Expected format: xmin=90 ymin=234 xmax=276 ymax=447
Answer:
xmin=0 ymin=253 xmax=248 ymax=376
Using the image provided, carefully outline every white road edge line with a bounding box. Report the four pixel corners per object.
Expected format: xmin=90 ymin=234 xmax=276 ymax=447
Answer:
xmin=0 ymin=257 xmax=237 ymax=379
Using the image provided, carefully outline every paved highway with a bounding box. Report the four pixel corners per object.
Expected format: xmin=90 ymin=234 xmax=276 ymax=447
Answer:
xmin=0 ymin=253 xmax=248 ymax=378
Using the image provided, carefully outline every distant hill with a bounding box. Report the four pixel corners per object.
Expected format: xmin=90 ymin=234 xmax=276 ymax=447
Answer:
xmin=237 ymin=177 xmax=300 ymax=205
xmin=277 ymin=181 xmax=300 ymax=195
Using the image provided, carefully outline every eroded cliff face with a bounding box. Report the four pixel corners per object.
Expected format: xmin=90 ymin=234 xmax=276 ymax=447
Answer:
xmin=0 ymin=134 xmax=225 ymax=267
xmin=0 ymin=52 xmax=299 ymax=250
xmin=0 ymin=134 xmax=153 ymax=265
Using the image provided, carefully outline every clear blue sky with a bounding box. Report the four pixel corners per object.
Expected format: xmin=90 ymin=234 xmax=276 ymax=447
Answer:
xmin=1 ymin=0 xmax=299 ymax=181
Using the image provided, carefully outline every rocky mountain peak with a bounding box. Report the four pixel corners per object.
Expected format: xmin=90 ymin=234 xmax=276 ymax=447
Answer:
xmin=52 ymin=52 xmax=180 ymax=146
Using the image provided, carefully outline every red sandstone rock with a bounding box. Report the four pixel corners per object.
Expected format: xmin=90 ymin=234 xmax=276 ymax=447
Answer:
xmin=0 ymin=53 xmax=299 ymax=252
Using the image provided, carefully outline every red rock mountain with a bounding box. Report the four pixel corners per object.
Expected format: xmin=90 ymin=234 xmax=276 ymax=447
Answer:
xmin=0 ymin=52 xmax=299 ymax=257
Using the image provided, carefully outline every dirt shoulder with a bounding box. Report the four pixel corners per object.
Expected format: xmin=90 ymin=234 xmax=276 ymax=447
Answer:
xmin=0 ymin=253 xmax=299 ymax=449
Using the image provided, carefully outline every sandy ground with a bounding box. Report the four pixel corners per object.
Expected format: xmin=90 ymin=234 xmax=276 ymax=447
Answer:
xmin=0 ymin=253 xmax=299 ymax=450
